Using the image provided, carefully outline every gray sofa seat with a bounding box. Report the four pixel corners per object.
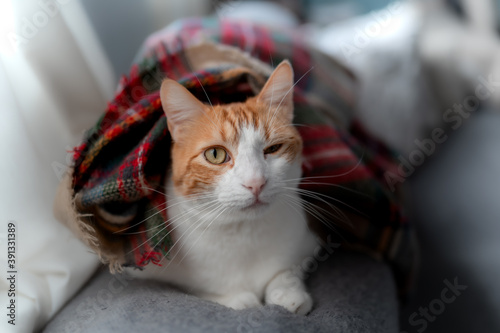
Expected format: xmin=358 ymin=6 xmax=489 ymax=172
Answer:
xmin=44 ymin=252 xmax=398 ymax=333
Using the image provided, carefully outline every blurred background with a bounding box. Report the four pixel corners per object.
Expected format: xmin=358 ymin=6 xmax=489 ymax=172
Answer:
xmin=1 ymin=0 xmax=500 ymax=332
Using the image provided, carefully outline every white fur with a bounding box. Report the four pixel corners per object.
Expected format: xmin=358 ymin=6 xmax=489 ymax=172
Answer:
xmin=129 ymin=125 xmax=317 ymax=314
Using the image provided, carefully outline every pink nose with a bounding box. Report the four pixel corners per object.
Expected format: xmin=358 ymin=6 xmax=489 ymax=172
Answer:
xmin=242 ymin=178 xmax=266 ymax=197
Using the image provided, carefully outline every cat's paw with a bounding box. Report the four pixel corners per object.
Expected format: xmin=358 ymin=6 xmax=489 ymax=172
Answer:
xmin=266 ymin=288 xmax=313 ymax=315
xmin=215 ymin=291 xmax=262 ymax=310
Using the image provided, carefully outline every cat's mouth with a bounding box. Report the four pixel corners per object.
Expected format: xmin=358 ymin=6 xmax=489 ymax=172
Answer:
xmin=242 ymin=199 xmax=269 ymax=211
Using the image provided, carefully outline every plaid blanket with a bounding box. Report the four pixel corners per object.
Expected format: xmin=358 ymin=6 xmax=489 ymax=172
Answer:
xmin=64 ymin=18 xmax=415 ymax=295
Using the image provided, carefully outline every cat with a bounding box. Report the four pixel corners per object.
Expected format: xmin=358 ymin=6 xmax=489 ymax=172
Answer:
xmin=127 ymin=60 xmax=318 ymax=315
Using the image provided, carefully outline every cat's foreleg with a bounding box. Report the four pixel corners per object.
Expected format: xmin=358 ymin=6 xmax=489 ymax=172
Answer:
xmin=205 ymin=291 xmax=262 ymax=310
xmin=264 ymin=269 xmax=313 ymax=315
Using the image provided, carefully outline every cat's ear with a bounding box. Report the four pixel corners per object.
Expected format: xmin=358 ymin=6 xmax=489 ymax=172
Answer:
xmin=160 ymin=79 xmax=205 ymax=141
xmin=257 ymin=60 xmax=294 ymax=122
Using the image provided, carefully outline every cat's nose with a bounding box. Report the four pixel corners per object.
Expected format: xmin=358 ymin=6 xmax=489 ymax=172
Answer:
xmin=242 ymin=178 xmax=266 ymax=197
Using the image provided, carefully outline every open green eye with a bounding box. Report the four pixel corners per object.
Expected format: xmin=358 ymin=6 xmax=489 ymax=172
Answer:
xmin=264 ymin=144 xmax=282 ymax=155
xmin=204 ymin=147 xmax=228 ymax=165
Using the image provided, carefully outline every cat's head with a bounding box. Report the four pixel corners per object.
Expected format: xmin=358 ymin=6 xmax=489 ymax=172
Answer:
xmin=160 ymin=61 xmax=302 ymax=221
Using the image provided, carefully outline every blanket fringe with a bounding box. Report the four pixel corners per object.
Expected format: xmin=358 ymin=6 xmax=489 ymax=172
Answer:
xmin=53 ymin=171 xmax=124 ymax=273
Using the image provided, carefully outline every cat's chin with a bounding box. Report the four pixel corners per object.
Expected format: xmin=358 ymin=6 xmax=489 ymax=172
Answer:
xmin=237 ymin=201 xmax=273 ymax=220
xmin=211 ymin=201 xmax=273 ymax=224
xmin=242 ymin=200 xmax=269 ymax=211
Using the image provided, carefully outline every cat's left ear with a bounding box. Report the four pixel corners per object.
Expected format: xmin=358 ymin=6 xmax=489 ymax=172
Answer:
xmin=257 ymin=60 xmax=294 ymax=122
xmin=160 ymin=79 xmax=206 ymax=141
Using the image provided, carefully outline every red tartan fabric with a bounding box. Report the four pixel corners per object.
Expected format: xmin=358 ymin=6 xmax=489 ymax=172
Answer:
xmin=69 ymin=18 xmax=415 ymax=294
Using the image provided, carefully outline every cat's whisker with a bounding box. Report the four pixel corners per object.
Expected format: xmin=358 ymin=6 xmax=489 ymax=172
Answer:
xmin=282 ymin=193 xmax=338 ymax=230
xmin=284 ymin=180 xmax=371 ymax=199
xmin=263 ymin=47 xmax=275 ymax=127
xmin=193 ymin=74 xmax=224 ymax=135
xmin=175 ymin=206 xmax=229 ymax=266
xmin=283 ymin=187 xmax=349 ymax=222
xmin=283 ymin=190 xmax=346 ymax=226
xmin=139 ymin=186 xmax=216 ymax=200
xmin=160 ymin=200 xmax=221 ymax=240
xmin=296 ymin=197 xmax=350 ymax=231
xmin=294 ymin=197 xmax=340 ymax=229
xmin=114 ymin=193 xmax=218 ymax=234
xmin=140 ymin=185 xmax=213 ymax=201
xmin=283 ymin=150 xmax=366 ymax=183
xmin=283 ymin=187 xmax=364 ymax=221
xmin=130 ymin=201 xmax=223 ymax=274
xmin=142 ymin=192 xmax=217 ymax=216
xmin=309 ymin=202 xmax=350 ymax=232
xmin=138 ymin=185 xmax=168 ymax=196
xmin=125 ymin=200 xmax=220 ymax=255
xmin=265 ymin=69 xmax=276 ymax=128
xmin=280 ymin=196 xmax=340 ymax=235
xmin=299 ymin=201 xmax=348 ymax=243
xmin=151 ymin=200 xmax=221 ymax=244
xmin=267 ymin=66 xmax=314 ymax=128
xmin=156 ymin=203 xmax=224 ymax=273
xmin=283 ymin=193 xmax=348 ymax=241
xmin=166 ymin=203 xmax=223 ymax=256
xmin=278 ymin=195 xmax=304 ymax=217
xmin=121 ymin=199 xmax=219 ymax=235
xmin=136 ymin=184 xmax=214 ymax=208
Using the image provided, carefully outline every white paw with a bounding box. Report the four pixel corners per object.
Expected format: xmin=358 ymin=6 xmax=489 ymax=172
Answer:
xmin=219 ymin=291 xmax=262 ymax=310
xmin=267 ymin=288 xmax=313 ymax=315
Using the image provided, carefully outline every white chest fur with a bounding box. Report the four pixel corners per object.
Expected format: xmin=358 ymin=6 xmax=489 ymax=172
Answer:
xmin=130 ymin=188 xmax=317 ymax=301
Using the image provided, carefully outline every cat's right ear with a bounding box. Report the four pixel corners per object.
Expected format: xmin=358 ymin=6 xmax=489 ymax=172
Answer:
xmin=160 ymin=79 xmax=205 ymax=141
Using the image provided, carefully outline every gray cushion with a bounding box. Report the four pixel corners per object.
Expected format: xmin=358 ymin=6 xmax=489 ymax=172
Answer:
xmin=44 ymin=252 xmax=398 ymax=333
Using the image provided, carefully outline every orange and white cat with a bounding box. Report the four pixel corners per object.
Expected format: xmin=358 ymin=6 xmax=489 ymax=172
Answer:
xmin=130 ymin=61 xmax=317 ymax=315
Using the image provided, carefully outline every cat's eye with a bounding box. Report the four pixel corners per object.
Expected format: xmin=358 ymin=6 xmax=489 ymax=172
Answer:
xmin=264 ymin=144 xmax=283 ymax=155
xmin=204 ymin=147 xmax=228 ymax=165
